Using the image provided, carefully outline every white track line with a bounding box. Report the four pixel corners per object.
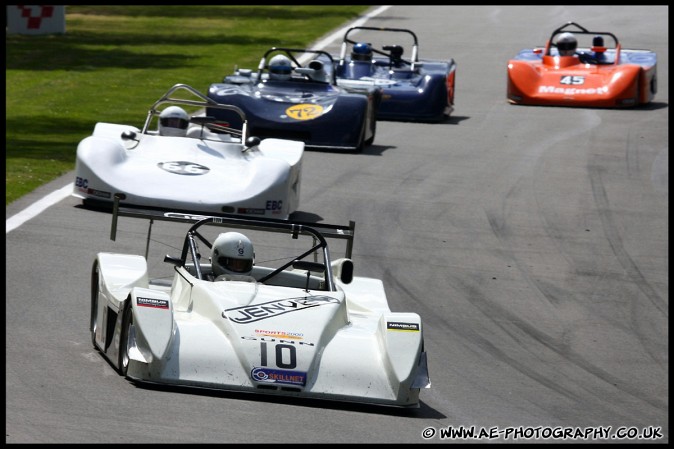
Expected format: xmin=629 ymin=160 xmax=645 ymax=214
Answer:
xmin=5 ymin=6 xmax=391 ymax=234
xmin=6 ymin=183 xmax=74 ymax=233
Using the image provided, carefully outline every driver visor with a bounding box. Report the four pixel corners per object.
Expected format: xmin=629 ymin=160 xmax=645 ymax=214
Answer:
xmin=160 ymin=117 xmax=189 ymax=129
xmin=270 ymin=65 xmax=292 ymax=75
xmin=557 ymin=41 xmax=577 ymax=52
xmin=219 ymin=257 xmax=253 ymax=273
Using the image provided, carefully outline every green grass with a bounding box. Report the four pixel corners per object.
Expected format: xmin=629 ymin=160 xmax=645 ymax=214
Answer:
xmin=5 ymin=5 xmax=371 ymax=205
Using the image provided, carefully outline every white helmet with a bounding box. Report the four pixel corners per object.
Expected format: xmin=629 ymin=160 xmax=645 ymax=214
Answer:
xmin=159 ymin=106 xmax=189 ymax=137
xmin=268 ymin=54 xmax=293 ymax=80
xmin=556 ymin=32 xmax=577 ymax=56
xmin=211 ymin=232 xmax=254 ymax=276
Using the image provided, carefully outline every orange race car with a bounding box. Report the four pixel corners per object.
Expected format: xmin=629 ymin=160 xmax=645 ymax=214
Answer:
xmin=507 ymin=22 xmax=657 ymax=108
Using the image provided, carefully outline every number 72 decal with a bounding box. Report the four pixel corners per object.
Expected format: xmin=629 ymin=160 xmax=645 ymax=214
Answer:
xmin=560 ymin=75 xmax=585 ymax=85
xmin=285 ymin=103 xmax=324 ymax=120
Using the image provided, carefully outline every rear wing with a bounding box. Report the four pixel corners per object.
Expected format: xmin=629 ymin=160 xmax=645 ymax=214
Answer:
xmin=109 ymin=194 xmax=355 ymax=260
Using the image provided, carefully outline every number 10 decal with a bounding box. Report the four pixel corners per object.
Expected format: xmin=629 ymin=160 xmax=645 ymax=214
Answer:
xmin=260 ymin=342 xmax=297 ymax=369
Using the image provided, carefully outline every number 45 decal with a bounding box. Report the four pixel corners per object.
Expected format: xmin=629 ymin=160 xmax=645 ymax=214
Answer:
xmin=560 ymin=75 xmax=585 ymax=85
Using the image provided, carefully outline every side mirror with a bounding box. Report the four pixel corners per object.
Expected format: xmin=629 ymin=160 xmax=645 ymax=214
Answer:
xmin=331 ymin=258 xmax=354 ymax=284
xmin=245 ymin=136 xmax=261 ymax=149
xmin=121 ymin=130 xmax=138 ymax=141
xmin=163 ymin=255 xmax=182 ymax=266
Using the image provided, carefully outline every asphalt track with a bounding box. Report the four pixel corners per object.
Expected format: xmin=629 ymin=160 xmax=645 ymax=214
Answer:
xmin=5 ymin=5 xmax=668 ymax=444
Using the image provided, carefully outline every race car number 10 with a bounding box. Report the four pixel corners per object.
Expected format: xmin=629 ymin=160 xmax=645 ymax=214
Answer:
xmin=260 ymin=342 xmax=297 ymax=369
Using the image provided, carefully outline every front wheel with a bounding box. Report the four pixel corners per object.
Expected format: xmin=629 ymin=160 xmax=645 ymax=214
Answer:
xmin=365 ymin=107 xmax=376 ymax=146
xmin=118 ymin=301 xmax=134 ymax=376
xmin=354 ymin=116 xmax=367 ymax=153
xmin=90 ymin=261 xmax=100 ymax=348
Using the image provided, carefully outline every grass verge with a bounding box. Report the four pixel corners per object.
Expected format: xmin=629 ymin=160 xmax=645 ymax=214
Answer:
xmin=6 ymin=5 xmax=371 ymax=205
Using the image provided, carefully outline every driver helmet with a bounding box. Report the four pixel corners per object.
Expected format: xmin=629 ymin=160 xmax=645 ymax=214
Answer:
xmin=351 ymin=42 xmax=372 ymax=61
xmin=268 ymin=54 xmax=293 ymax=80
xmin=158 ymin=106 xmax=189 ymax=137
xmin=211 ymin=232 xmax=254 ymax=277
xmin=556 ymin=32 xmax=577 ymax=56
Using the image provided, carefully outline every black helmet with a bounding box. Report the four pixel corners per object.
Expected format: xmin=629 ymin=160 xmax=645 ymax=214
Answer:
xmin=556 ymin=32 xmax=577 ymax=56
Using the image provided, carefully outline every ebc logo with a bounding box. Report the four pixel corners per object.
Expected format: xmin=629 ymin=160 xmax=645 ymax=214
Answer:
xmin=266 ymin=200 xmax=283 ymax=211
xmin=285 ymin=103 xmax=324 ymax=121
xmin=75 ymin=177 xmax=88 ymax=189
xmin=158 ymin=161 xmax=210 ymax=176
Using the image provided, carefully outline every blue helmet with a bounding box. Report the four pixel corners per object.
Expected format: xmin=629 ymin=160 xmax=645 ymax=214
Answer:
xmin=351 ymin=42 xmax=372 ymax=61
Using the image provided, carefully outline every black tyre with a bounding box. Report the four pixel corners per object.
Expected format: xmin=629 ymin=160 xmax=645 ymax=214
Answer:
xmin=90 ymin=261 xmax=100 ymax=348
xmin=365 ymin=107 xmax=376 ymax=146
xmin=118 ymin=301 xmax=134 ymax=376
xmin=355 ymin=116 xmax=367 ymax=153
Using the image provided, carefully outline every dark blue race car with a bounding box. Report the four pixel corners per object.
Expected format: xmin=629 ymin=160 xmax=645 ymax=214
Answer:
xmin=334 ymin=26 xmax=457 ymax=123
xmin=207 ymin=47 xmax=380 ymax=152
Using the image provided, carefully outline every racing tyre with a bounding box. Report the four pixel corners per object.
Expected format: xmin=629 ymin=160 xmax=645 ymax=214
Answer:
xmin=90 ymin=261 xmax=100 ymax=349
xmin=355 ymin=117 xmax=367 ymax=153
xmin=365 ymin=108 xmax=376 ymax=146
xmin=118 ymin=300 xmax=134 ymax=376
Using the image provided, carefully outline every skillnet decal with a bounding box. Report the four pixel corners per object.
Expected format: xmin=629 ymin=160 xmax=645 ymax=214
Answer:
xmin=251 ymin=367 xmax=307 ymax=386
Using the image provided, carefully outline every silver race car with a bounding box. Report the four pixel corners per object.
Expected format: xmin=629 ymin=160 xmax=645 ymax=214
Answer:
xmin=90 ymin=200 xmax=430 ymax=408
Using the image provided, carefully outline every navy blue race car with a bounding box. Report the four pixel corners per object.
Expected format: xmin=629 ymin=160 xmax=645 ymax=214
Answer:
xmin=207 ymin=48 xmax=380 ymax=152
xmin=334 ymin=26 xmax=457 ymax=122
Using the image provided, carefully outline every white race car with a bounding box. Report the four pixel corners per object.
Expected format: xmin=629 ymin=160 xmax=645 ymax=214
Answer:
xmin=73 ymin=84 xmax=303 ymax=220
xmin=91 ymin=200 xmax=431 ymax=408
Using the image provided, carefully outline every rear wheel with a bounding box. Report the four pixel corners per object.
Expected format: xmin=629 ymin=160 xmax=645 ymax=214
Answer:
xmin=118 ymin=301 xmax=134 ymax=376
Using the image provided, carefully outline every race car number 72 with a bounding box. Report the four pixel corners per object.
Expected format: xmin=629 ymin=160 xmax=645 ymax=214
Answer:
xmin=560 ymin=75 xmax=585 ymax=85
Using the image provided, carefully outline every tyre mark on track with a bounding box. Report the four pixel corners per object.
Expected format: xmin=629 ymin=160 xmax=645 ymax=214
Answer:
xmin=387 ymin=269 xmax=667 ymax=420
xmin=587 ymin=161 xmax=667 ymax=316
xmin=587 ymin=162 xmax=667 ymax=367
